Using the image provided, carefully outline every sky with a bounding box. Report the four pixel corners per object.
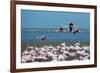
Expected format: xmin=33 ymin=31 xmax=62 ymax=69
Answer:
xmin=21 ymin=9 xmax=90 ymax=29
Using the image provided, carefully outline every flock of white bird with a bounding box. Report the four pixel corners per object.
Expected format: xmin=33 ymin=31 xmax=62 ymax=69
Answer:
xmin=21 ymin=42 xmax=90 ymax=63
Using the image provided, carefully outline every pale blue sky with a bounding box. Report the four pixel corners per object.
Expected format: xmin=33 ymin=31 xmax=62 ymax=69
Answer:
xmin=21 ymin=9 xmax=90 ymax=29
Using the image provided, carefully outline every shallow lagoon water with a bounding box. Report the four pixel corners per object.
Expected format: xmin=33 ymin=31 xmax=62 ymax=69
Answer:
xmin=21 ymin=29 xmax=90 ymax=42
xmin=21 ymin=28 xmax=90 ymax=51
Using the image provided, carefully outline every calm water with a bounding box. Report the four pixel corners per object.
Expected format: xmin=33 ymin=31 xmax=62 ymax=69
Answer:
xmin=21 ymin=28 xmax=90 ymax=44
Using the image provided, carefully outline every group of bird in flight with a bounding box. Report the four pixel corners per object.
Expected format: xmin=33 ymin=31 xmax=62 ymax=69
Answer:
xmin=38 ymin=22 xmax=81 ymax=41
xmin=58 ymin=22 xmax=81 ymax=34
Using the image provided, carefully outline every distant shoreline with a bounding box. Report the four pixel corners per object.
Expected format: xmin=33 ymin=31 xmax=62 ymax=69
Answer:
xmin=21 ymin=28 xmax=90 ymax=33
